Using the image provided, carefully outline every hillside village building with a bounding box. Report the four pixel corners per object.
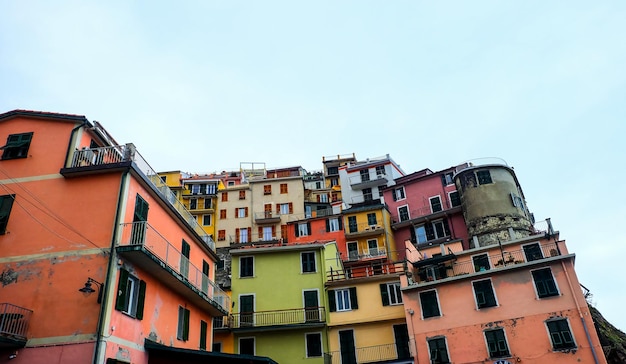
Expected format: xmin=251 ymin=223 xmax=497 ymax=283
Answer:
xmin=0 ymin=109 xmax=607 ymax=364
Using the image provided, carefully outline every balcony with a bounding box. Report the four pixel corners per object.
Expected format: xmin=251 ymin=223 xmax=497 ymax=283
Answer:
xmin=325 ymin=342 xmax=412 ymax=364
xmin=408 ymin=241 xmax=565 ymax=286
xmin=254 ymin=211 xmax=282 ymax=224
xmin=348 ymin=173 xmax=388 ymax=190
xmin=116 ymin=222 xmax=229 ymax=316
xmin=0 ymin=303 xmax=32 ymax=348
xmin=345 ymin=222 xmax=385 ymax=238
xmin=327 ymin=262 xmax=403 ymax=282
xmin=229 ymin=307 xmax=326 ymax=331
xmin=392 ymin=204 xmax=462 ymax=229
xmin=345 ymin=248 xmax=387 ymax=262
xmin=61 ymin=144 xmax=215 ymax=252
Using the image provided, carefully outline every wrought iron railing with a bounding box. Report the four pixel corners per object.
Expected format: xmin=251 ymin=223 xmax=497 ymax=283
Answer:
xmin=325 ymin=342 xmax=411 ymax=364
xmin=69 ymin=145 xmax=215 ymax=251
xmin=0 ymin=303 xmax=33 ymax=340
xmin=345 ymin=222 xmax=384 ymax=235
xmin=230 ymin=307 xmax=326 ymax=329
xmin=118 ymin=222 xmax=229 ymax=312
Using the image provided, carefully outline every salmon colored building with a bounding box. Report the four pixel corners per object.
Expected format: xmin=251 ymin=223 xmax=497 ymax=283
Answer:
xmin=399 ymin=162 xmax=606 ymax=364
xmin=0 ymin=110 xmax=273 ymax=364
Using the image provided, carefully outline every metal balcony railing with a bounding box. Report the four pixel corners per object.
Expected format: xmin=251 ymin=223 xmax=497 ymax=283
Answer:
xmin=0 ymin=303 xmax=33 ymax=340
xmin=345 ymin=248 xmax=387 ymax=262
xmin=410 ymin=241 xmax=562 ymax=285
xmin=230 ymin=307 xmax=326 ymax=329
xmin=345 ymin=222 xmax=384 ymax=235
xmin=325 ymin=342 xmax=411 ymax=364
xmin=68 ymin=145 xmax=215 ymax=251
xmin=118 ymin=222 xmax=229 ymax=312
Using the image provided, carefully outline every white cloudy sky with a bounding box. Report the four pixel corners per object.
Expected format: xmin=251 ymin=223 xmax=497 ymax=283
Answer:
xmin=2 ymin=2 xmax=625 ymax=330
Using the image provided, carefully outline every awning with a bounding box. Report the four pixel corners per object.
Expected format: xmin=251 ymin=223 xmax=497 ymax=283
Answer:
xmin=144 ymin=339 xmax=279 ymax=364
xmin=411 ymin=254 xmax=456 ymax=268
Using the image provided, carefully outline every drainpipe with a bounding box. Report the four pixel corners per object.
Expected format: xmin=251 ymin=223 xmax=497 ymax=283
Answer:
xmin=64 ymin=121 xmax=89 ymax=165
xmin=93 ymin=170 xmax=130 ymax=364
xmin=561 ymin=260 xmax=600 ymax=364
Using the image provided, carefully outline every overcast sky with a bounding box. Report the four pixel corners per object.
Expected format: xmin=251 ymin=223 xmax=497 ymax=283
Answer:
xmin=2 ymin=1 xmax=625 ymax=330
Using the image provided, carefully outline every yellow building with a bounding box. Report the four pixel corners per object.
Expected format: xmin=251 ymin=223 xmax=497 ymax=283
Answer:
xmin=180 ymin=174 xmax=222 ymax=242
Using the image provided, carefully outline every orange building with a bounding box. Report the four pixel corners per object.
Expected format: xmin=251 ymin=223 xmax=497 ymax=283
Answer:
xmin=0 ymin=110 xmax=273 ymax=364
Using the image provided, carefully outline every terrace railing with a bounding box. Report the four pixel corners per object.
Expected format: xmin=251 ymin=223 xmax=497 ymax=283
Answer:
xmin=230 ymin=307 xmax=326 ymax=329
xmin=325 ymin=342 xmax=411 ymax=364
xmin=118 ymin=222 xmax=229 ymax=312
xmin=0 ymin=303 xmax=33 ymax=340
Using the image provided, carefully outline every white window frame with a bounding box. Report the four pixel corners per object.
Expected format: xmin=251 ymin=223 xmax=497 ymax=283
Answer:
xmin=202 ymin=214 xmax=211 ymax=226
xmin=239 ymin=228 xmax=249 ymax=243
xmin=239 ymin=256 xmax=254 ymax=278
xmin=385 ymin=282 xmax=403 ymax=305
xmin=298 ymin=222 xmax=310 ymax=236
xmin=427 ymin=336 xmax=451 ymax=364
xmin=262 ymin=226 xmax=272 ymax=241
xmin=305 ymin=331 xmax=323 ymax=358
xmin=545 ymin=318 xmax=577 ymax=351
xmin=347 ymin=242 xmax=358 ymax=260
xmin=448 ymin=190 xmax=460 ymax=207
xmin=429 ymin=195 xmax=443 ymax=213
xmin=471 ymin=278 xmax=499 ymax=310
xmin=301 ymin=251 xmax=317 ymax=273
xmin=237 ymin=208 xmax=246 ymax=218
xmin=335 ymin=289 xmax=352 ymax=311
xmin=530 ymin=267 xmax=560 ymax=299
xmin=280 ymin=203 xmax=290 ymax=215
xmin=483 ymin=327 xmax=511 ymax=359
xmin=394 ymin=187 xmax=406 ymax=201
xmin=328 ymin=217 xmax=340 ymax=232
xmin=472 ymin=253 xmax=491 ymax=272
xmin=398 ymin=205 xmax=409 ymax=222
xmin=419 ymin=289 xmax=442 ymax=319
xmin=367 ymin=239 xmax=379 ymax=256
xmin=123 ymin=274 xmax=140 ymax=316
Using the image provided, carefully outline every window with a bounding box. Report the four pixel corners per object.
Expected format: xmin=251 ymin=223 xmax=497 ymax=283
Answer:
xmin=367 ymin=213 xmax=377 ymax=226
xmin=428 ymin=337 xmax=450 ymax=364
xmin=375 ymin=165 xmax=386 ymax=177
xmin=473 ymin=279 xmax=497 ymax=309
xmin=326 ymin=217 xmax=341 ymax=232
xmin=239 ymin=337 xmax=255 ymax=355
xmin=393 ymin=187 xmax=405 ymax=201
xmin=191 ymin=184 xmax=200 ymax=194
xmin=217 ymin=230 xmax=226 ymax=241
xmin=279 ymin=203 xmax=292 ymax=215
xmin=330 ymin=178 xmax=339 ymax=187
xmin=449 ymin=191 xmax=461 ymax=207
xmin=261 ymin=226 xmax=273 ymax=241
xmin=511 ymin=192 xmax=524 ymax=210
xmin=189 ymin=199 xmax=197 ymax=210
xmin=1 ymin=132 xmax=33 ymax=160
xmin=547 ymin=319 xmax=576 ymax=350
xmin=363 ymin=188 xmax=373 ymax=201
xmin=219 ymin=209 xmax=226 ymax=219
xmin=430 ymin=196 xmax=442 ymax=213
xmin=301 ymin=252 xmax=316 ymax=273
xmin=212 ymin=343 xmax=222 ymax=352
xmin=296 ymin=222 xmax=311 ymax=237
xmin=484 ymin=328 xmax=510 ymax=358
xmin=532 ymin=268 xmax=559 ymax=298
xmin=347 ymin=216 xmax=357 ymax=233
xmin=238 ymin=227 xmax=249 ymax=243
xmin=331 ymin=192 xmax=338 ymax=202
xmin=280 ymin=183 xmax=288 ymax=194
xmin=237 ymin=207 xmax=248 ymax=218
xmin=327 ymin=166 xmax=338 ymax=175
xmin=202 ymin=215 xmax=211 ymax=226
xmin=319 ymin=193 xmax=328 ymax=202
xmin=441 ymin=172 xmax=454 ymax=186
xmin=221 ymin=192 xmax=228 ymax=202
xmin=227 ymin=181 xmax=235 ymax=186
xmin=473 ymin=254 xmax=490 ymax=272
xmin=523 ymin=243 xmax=544 ymax=261
xmin=240 ymin=256 xmax=254 ymax=277
xmin=263 ymin=185 xmax=271 ymax=195
xmin=181 ymin=240 xmax=190 ymax=278
xmin=419 ymin=290 xmax=440 ymax=318
xmin=413 ymin=220 xmax=450 ymax=244
xmin=204 ymin=199 xmax=212 ymax=209
xmin=239 ymin=190 xmax=246 ymax=200
xmin=177 ymin=306 xmax=190 ymax=341
xmin=476 ymin=170 xmax=493 ymax=185
xmin=360 ymin=169 xmax=370 ymax=182
xmin=115 ymin=268 xmax=146 ymax=319
xmin=199 ymin=320 xmax=208 ymax=350
xmin=0 ymin=194 xmax=15 ymax=235
xmin=305 ymin=333 xmax=323 ymax=357
xmin=398 ymin=206 xmax=409 ymax=222
xmin=329 ymin=287 xmax=358 ymax=312
xmin=380 ymin=283 xmax=402 ymax=306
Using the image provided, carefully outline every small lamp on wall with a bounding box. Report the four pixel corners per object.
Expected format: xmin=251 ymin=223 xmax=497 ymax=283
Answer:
xmin=79 ymin=277 xmax=103 ymax=303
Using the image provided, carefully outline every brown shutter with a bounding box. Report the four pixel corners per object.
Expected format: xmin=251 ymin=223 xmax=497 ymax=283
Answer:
xmin=235 ymin=228 xmax=240 ymax=243
xmin=258 ymin=227 xmax=263 ymax=240
xmin=289 ymin=203 xmax=293 ymax=214
xmin=245 ymin=207 xmax=249 ymax=217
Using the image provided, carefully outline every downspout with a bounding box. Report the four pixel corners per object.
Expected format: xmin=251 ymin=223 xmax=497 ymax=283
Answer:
xmin=93 ymin=170 xmax=130 ymax=364
xmin=561 ymin=257 xmax=600 ymax=364
xmin=65 ymin=120 xmax=89 ymax=165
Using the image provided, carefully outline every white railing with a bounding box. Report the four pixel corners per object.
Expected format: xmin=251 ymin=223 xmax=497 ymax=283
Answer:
xmin=118 ymin=222 xmax=229 ymax=312
xmin=69 ymin=144 xmax=215 ymax=251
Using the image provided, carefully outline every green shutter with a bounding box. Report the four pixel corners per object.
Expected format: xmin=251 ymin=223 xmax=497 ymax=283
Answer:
xmin=183 ymin=308 xmax=190 ymax=341
xmin=380 ymin=284 xmax=390 ymax=306
xmin=115 ymin=269 xmax=129 ymax=311
xmin=328 ymin=290 xmax=336 ymax=312
xmin=349 ymin=287 xmax=358 ymax=309
xmin=325 ymin=219 xmax=330 ymax=232
xmin=136 ymin=280 xmax=146 ymax=319
xmin=200 ymin=320 xmax=208 ymax=350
